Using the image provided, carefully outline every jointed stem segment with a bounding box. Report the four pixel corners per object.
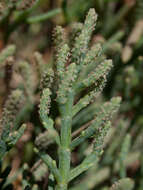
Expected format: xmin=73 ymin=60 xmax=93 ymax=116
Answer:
xmin=58 ymin=93 xmax=74 ymax=189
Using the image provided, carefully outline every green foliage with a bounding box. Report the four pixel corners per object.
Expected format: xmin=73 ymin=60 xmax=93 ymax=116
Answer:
xmin=118 ymin=134 xmax=131 ymax=178
xmin=134 ymin=0 xmax=143 ymax=21
xmin=0 ymin=1 xmax=143 ymax=189
xmin=33 ymin=9 xmax=121 ymax=190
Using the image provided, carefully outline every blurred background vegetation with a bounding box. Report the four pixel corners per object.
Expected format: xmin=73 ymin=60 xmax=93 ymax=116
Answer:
xmin=0 ymin=0 xmax=143 ymax=189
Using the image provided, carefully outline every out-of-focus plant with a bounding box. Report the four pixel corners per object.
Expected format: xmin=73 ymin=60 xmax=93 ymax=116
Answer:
xmin=0 ymin=0 xmax=62 ymax=42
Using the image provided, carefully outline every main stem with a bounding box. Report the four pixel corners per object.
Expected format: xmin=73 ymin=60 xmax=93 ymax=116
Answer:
xmin=56 ymin=93 xmax=74 ymax=190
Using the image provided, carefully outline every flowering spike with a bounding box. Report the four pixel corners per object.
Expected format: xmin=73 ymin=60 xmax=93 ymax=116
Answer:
xmin=0 ymin=45 xmax=16 ymax=65
xmin=71 ymin=97 xmax=121 ymax=150
xmin=82 ymin=43 xmax=102 ymax=66
xmin=69 ymin=22 xmax=83 ymax=47
xmin=40 ymin=68 xmax=54 ymax=90
xmin=71 ymin=8 xmax=97 ymax=64
xmin=39 ymin=88 xmax=52 ymax=127
xmin=53 ymin=26 xmax=66 ymax=54
xmin=0 ymin=89 xmax=25 ymax=140
xmin=75 ymin=59 xmax=113 ymax=92
xmin=18 ymin=61 xmax=35 ymax=99
xmin=56 ymin=44 xmax=70 ymax=80
xmin=57 ymin=63 xmax=77 ymax=104
xmin=35 ymin=130 xmax=54 ymax=150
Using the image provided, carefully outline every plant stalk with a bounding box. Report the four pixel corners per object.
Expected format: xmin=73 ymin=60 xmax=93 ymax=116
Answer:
xmin=57 ymin=93 xmax=74 ymax=189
